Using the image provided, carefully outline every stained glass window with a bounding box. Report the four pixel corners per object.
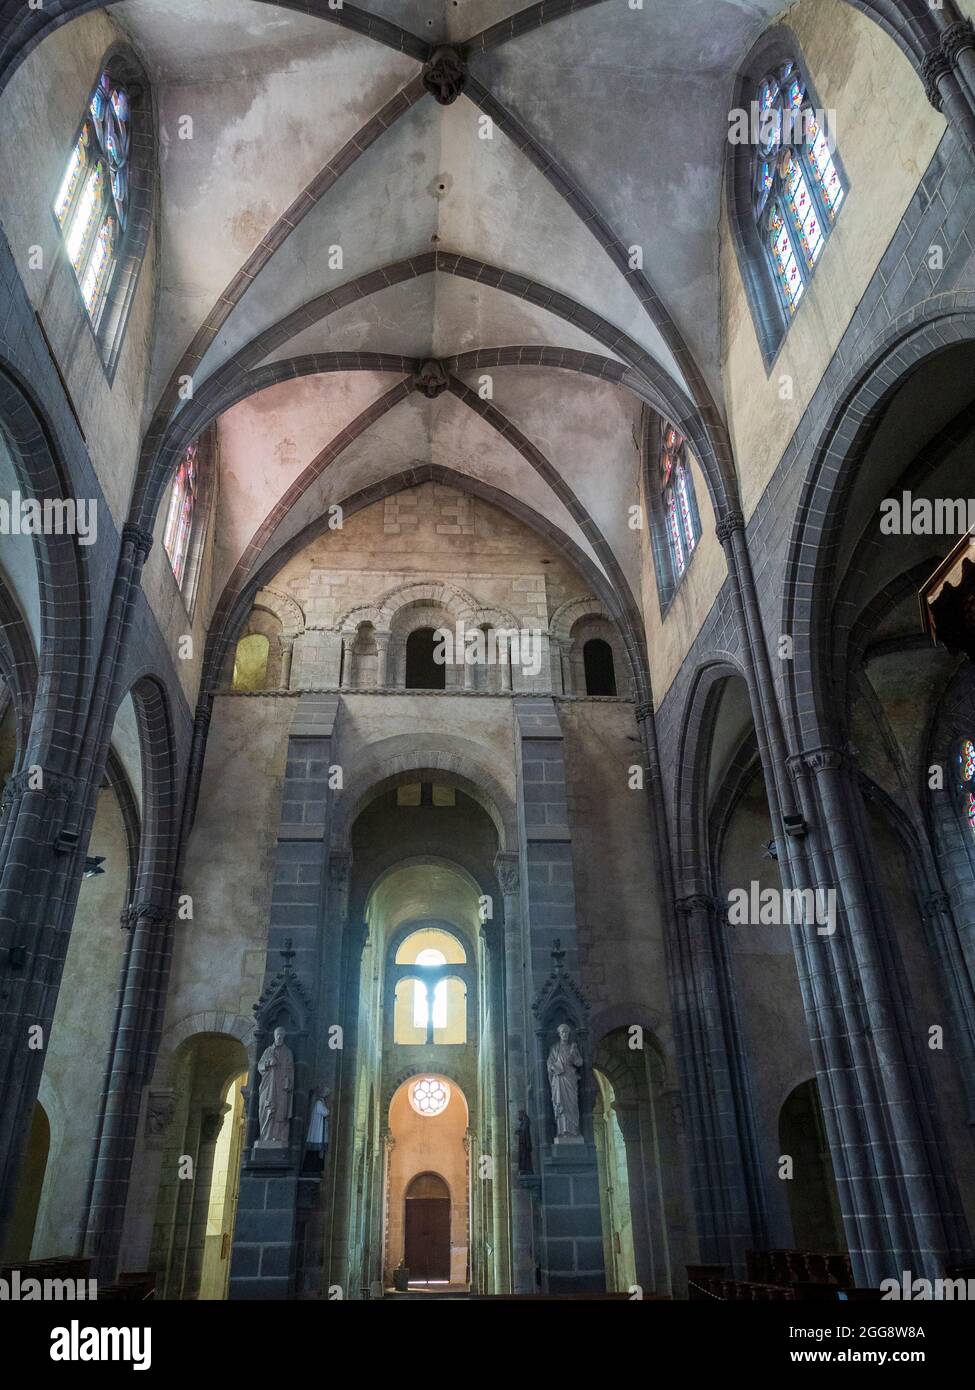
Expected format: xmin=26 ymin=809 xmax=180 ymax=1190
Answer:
xmin=163 ymin=443 xmax=199 ymax=587
xmin=408 ymin=1077 xmax=450 ymax=1117
xmin=752 ymin=60 xmax=845 ymax=318
xmin=961 ymin=739 xmax=975 ymax=783
xmin=658 ymin=424 xmax=699 ymax=588
xmin=957 ymin=740 xmax=975 ymax=842
xmin=54 ymin=68 xmax=130 ymax=326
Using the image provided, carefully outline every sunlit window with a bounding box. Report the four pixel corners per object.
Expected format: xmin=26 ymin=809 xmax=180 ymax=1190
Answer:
xmin=408 ymin=1077 xmax=450 ymax=1117
xmin=163 ymin=442 xmax=199 ymax=587
xmin=658 ymin=424 xmax=699 ymax=587
xmin=54 ymin=70 xmax=130 ymax=327
xmin=413 ymin=948 xmax=448 ymax=1030
xmin=753 ymin=60 xmax=844 ymax=316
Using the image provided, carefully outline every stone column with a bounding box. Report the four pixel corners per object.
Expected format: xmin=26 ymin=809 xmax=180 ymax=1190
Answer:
xmin=279 ymin=637 xmax=295 ymax=691
xmin=787 ymin=745 xmax=971 ymax=1284
xmin=229 ymin=695 xmax=340 ymax=1299
xmin=83 ymin=898 xmax=176 ymax=1281
xmin=513 ymin=698 xmax=604 ymax=1293
xmin=499 ymin=653 xmax=513 ymax=694
xmin=0 ymin=765 xmax=87 ymax=1242
xmin=670 ymin=892 xmax=768 ymax=1272
xmin=374 ymin=631 xmax=391 ymax=689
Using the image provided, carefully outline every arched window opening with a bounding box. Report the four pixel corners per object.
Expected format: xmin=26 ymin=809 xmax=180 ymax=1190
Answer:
xmin=163 ymin=442 xmax=199 ymax=588
xmin=394 ymin=974 xmax=467 ymax=1045
xmin=351 ymin=622 xmax=378 ymax=688
xmin=413 ymin=948 xmax=448 ymax=1029
xmin=733 ymin=50 xmax=846 ymax=360
xmin=754 ymin=61 xmax=843 ymax=317
xmin=405 ymin=627 xmax=445 ymax=690
xmin=583 ymin=639 xmax=617 ymax=697
xmin=779 ymin=1079 xmax=845 ymax=1251
xmin=658 ymin=424 xmax=700 ymax=587
xmin=232 ymin=634 xmax=270 ymax=692
xmin=55 ymin=69 xmax=131 ymax=328
xmin=393 ymin=929 xmax=468 ymax=1046
xmin=396 ymin=927 xmax=467 ymax=965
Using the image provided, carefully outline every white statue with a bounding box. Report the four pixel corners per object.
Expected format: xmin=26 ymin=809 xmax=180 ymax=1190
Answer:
xmin=257 ymin=1026 xmax=294 ymax=1144
xmin=306 ymin=1087 xmax=330 ymax=1154
xmin=547 ymin=1023 xmax=583 ymax=1141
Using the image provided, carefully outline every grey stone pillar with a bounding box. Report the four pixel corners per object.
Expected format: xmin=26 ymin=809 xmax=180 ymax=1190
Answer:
xmin=494 ymin=850 xmax=533 ymax=1292
xmin=229 ymin=695 xmax=340 ymax=1299
xmin=670 ymin=892 xmax=768 ymax=1273
xmin=0 ymin=766 xmax=85 ymax=1242
xmin=787 ymin=745 xmax=972 ymax=1285
xmin=374 ymin=631 xmax=391 ymax=688
xmin=279 ymin=637 xmax=295 ymax=691
xmin=514 ymin=697 xmax=605 ymax=1293
xmin=83 ymin=899 xmax=176 ymax=1281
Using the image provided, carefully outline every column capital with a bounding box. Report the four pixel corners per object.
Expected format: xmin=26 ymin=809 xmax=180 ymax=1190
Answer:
xmin=200 ymin=1104 xmax=231 ymax=1145
xmin=787 ymin=744 xmax=854 ymax=777
xmin=121 ymin=522 xmax=155 ymax=561
xmin=922 ymin=47 xmax=952 ymax=109
xmin=494 ymin=851 xmax=520 ymax=896
xmin=942 ymin=19 xmax=975 ymax=65
xmin=0 ymin=766 xmax=80 ymax=808
xmin=673 ymin=892 xmax=724 ymax=917
xmin=328 ymin=849 xmax=353 ymax=891
xmin=611 ymin=1100 xmax=645 ymax=1143
xmin=715 ymin=509 xmax=745 ymax=544
xmin=120 ymin=898 xmax=174 ymax=929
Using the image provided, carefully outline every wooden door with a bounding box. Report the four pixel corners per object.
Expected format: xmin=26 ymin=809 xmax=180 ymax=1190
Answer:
xmin=404 ymin=1173 xmax=451 ymax=1281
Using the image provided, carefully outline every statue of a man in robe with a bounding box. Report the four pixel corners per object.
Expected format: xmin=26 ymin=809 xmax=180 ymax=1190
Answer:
xmin=257 ymin=1025 xmax=294 ymax=1144
xmin=547 ymin=1023 xmax=583 ymax=1140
